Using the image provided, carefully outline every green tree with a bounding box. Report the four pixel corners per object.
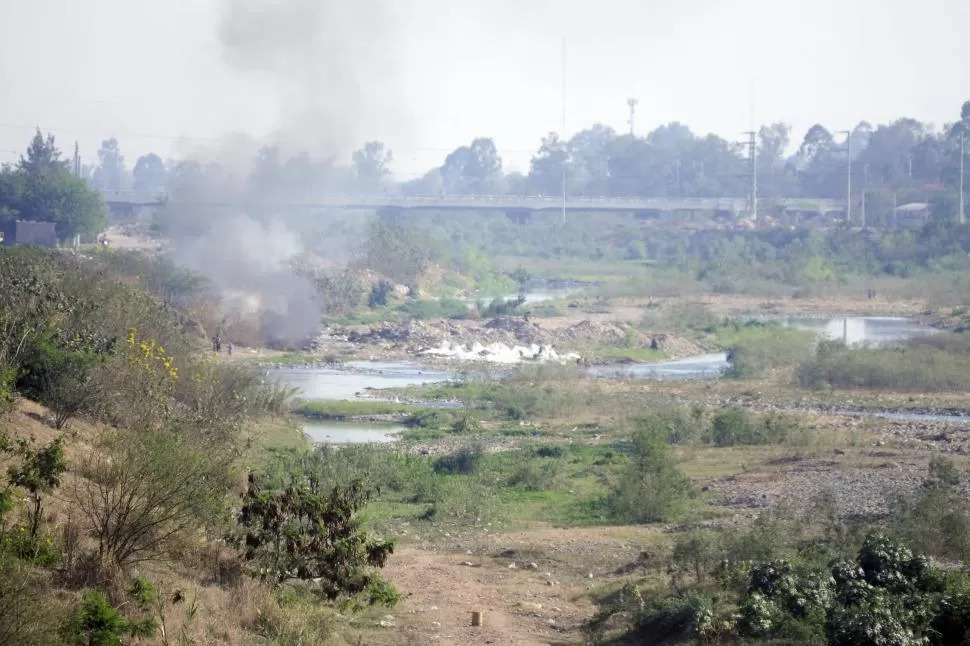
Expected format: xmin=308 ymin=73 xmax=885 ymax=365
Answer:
xmin=528 ymin=133 xmax=568 ymax=196
xmin=7 ymin=437 xmax=67 ymax=541
xmin=441 ymin=138 xmax=502 ymax=194
xmin=18 ymin=129 xmax=66 ymax=175
xmin=608 ymin=423 xmax=695 ymax=523
xmin=19 ymin=165 xmax=107 ymax=240
xmin=361 ymin=218 xmax=432 ymax=286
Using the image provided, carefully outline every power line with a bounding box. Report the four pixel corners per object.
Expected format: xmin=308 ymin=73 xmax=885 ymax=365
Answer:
xmin=0 ymin=122 xmax=546 ymax=155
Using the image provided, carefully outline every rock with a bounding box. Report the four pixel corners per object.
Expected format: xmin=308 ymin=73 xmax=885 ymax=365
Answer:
xmin=526 ymin=562 xmax=539 ymax=570
xmin=508 ymin=562 xmax=517 ymax=569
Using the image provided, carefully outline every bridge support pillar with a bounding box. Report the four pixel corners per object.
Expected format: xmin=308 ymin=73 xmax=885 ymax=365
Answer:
xmin=376 ymin=206 xmax=404 ymax=221
xmin=505 ymin=208 xmax=532 ymax=225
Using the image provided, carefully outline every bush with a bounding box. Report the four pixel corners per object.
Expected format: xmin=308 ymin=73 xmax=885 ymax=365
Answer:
xmin=17 ymin=331 xmax=108 ymax=428
xmin=367 ymin=279 xmax=394 ymax=308
xmin=797 ymin=341 xmax=970 ymax=392
xmin=607 ymin=426 xmax=694 ymax=523
xmin=890 ymin=456 xmax=970 ymax=562
xmin=725 ymin=326 xmax=815 ymax=379
xmin=636 ymin=407 xmax=703 ymax=445
xmin=433 ymin=446 xmax=484 ymax=475
xmin=0 ymin=554 xmax=66 ymax=646
xmin=507 ymin=455 xmax=565 ymax=491
xmin=229 ymin=474 xmax=399 ymax=607
xmin=710 ymin=408 xmax=804 ymax=447
xmin=72 ymin=426 xmax=230 ymax=573
xmin=63 ymin=589 xmax=155 ymax=645
xmin=711 ymin=408 xmax=760 ymax=447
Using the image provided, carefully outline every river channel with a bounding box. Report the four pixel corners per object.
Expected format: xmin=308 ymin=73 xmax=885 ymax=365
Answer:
xmin=268 ymin=316 xmax=957 ymax=443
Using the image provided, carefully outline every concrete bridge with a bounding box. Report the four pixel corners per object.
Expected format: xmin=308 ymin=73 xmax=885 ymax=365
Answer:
xmin=98 ymin=189 xmax=845 ymax=220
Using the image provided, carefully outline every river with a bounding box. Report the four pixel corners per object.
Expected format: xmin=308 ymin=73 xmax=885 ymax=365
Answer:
xmin=268 ymin=315 xmax=956 ymax=443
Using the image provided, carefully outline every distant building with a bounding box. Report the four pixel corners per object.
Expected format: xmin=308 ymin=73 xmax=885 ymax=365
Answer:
xmin=893 ymin=203 xmax=930 ymax=229
xmin=1 ymin=220 xmax=58 ymax=248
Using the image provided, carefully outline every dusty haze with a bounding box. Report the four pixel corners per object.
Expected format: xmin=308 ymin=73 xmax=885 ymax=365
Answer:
xmin=2 ymin=0 xmax=968 ymax=175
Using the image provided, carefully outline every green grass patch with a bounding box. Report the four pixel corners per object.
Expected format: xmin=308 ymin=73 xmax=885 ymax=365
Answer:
xmin=292 ymin=400 xmax=416 ymax=420
xmin=588 ymin=345 xmax=668 ymax=362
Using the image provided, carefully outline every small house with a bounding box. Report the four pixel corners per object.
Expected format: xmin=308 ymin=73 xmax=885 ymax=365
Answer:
xmin=1 ymin=220 xmax=58 ymax=248
xmin=893 ymin=203 xmax=930 ymax=229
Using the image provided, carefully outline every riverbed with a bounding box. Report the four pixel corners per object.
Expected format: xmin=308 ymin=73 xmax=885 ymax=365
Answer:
xmin=270 ymin=315 xmax=957 ymax=443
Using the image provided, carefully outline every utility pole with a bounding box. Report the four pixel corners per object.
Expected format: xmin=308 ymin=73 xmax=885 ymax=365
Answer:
xmin=893 ymin=191 xmax=898 ymax=229
xmin=861 ymin=163 xmax=869 ymax=229
xmin=960 ymin=132 xmax=966 ymax=226
xmin=627 ymin=98 xmax=638 ymax=136
xmin=73 ymin=142 xmax=81 ymax=178
xmin=837 ymin=130 xmax=852 ymax=225
xmin=561 ymin=35 xmax=567 ymax=226
xmin=741 ymin=131 xmax=758 ymax=225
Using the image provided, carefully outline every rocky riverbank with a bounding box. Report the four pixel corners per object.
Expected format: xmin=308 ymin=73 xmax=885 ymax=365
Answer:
xmin=307 ymin=316 xmax=703 ymax=364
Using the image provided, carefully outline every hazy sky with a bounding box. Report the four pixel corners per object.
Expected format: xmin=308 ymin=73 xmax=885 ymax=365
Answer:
xmin=1 ymin=0 xmax=967 ymax=179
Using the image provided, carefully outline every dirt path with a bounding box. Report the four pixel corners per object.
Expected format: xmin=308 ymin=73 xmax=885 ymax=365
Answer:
xmin=365 ymin=526 xmax=664 ymax=645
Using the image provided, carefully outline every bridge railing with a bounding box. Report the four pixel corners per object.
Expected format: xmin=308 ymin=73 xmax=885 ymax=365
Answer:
xmin=97 ymin=188 xmax=844 ymax=212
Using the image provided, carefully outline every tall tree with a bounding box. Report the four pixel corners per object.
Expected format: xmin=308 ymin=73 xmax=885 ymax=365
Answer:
xmin=567 ymin=124 xmax=615 ymax=196
xmin=528 ymin=133 xmax=568 ymax=196
xmin=758 ymin=123 xmax=797 ymax=197
xmin=131 ymin=153 xmax=167 ymax=195
xmin=441 ymin=138 xmax=502 ymax=195
xmin=92 ymin=138 xmax=126 ymax=191
xmin=18 ymin=129 xmax=65 ymax=175
xmin=352 ymin=141 xmax=393 ymax=193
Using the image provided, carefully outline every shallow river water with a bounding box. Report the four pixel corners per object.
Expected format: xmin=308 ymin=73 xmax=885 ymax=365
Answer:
xmin=268 ymin=316 xmax=955 ymax=442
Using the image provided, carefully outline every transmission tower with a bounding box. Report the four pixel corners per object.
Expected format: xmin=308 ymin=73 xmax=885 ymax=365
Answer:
xmin=627 ymin=98 xmax=638 ymax=136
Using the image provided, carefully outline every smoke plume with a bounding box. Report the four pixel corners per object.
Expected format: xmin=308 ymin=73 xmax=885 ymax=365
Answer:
xmin=160 ymin=0 xmax=407 ymax=347
xmin=218 ymin=0 xmax=405 ymax=158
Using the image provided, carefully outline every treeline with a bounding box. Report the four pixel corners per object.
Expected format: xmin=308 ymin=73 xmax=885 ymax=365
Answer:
xmin=77 ymin=99 xmax=968 ymax=211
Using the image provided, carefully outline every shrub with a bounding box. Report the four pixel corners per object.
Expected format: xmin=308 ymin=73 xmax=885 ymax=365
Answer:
xmin=710 ymin=408 xmax=803 ymax=447
xmin=636 ymin=407 xmax=703 ymax=445
xmin=0 ymin=554 xmax=66 ymax=646
xmin=423 ymin=474 xmax=497 ymax=524
xmin=6 ymin=436 xmax=67 ymax=542
xmin=507 ymin=455 xmax=565 ymax=492
xmin=711 ymin=408 xmax=760 ymax=447
xmin=725 ymin=326 xmax=814 ymax=379
xmin=17 ymin=331 xmax=109 ymax=428
xmin=890 ymin=456 xmax=970 ymax=561
xmin=608 ymin=426 xmax=694 ymax=523
xmin=62 ymin=589 xmax=155 ymax=646
xmin=72 ymin=426 xmax=230 ymax=573
xmin=433 ymin=446 xmax=484 ymax=475
xmin=229 ymin=474 xmax=399 ymax=607
xmin=367 ymin=279 xmax=394 ymax=308
xmin=797 ymin=341 xmax=970 ymax=392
